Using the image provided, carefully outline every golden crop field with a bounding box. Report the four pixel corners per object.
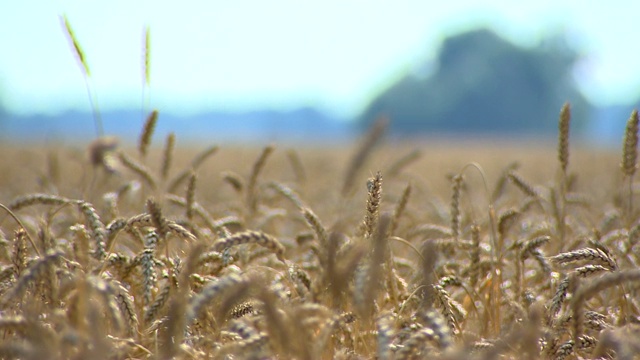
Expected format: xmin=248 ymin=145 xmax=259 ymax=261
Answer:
xmin=0 ymin=108 xmax=638 ymax=360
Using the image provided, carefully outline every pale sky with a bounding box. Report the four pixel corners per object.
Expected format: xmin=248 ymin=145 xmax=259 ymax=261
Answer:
xmin=0 ymin=0 xmax=639 ymax=118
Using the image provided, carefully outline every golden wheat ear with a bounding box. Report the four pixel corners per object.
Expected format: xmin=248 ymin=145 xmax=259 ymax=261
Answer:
xmin=60 ymin=14 xmax=103 ymax=138
xmin=142 ymin=26 xmax=151 ymax=86
xmin=139 ymin=110 xmax=158 ymax=160
xmin=558 ymin=102 xmax=571 ymax=175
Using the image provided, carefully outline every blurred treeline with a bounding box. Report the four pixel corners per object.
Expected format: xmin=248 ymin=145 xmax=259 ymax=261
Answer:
xmin=360 ymin=28 xmax=592 ymax=135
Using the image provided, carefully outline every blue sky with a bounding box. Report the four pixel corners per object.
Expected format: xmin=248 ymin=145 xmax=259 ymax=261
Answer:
xmin=1 ymin=1 xmax=639 ymax=118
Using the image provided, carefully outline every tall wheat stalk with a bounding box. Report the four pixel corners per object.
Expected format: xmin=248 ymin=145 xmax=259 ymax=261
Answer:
xmin=141 ymin=26 xmax=151 ymax=123
xmin=60 ymin=15 xmax=103 ymax=138
xmin=557 ymin=102 xmax=571 ymax=244
xmin=622 ymin=109 xmax=639 ymax=226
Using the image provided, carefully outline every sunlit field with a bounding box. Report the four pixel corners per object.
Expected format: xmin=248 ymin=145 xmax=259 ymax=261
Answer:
xmin=0 ymin=109 xmax=638 ymax=359
xmin=1 ymin=14 xmax=638 ymax=358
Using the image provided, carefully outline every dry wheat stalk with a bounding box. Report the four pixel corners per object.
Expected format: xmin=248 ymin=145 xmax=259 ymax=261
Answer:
xmin=362 ymin=172 xmax=383 ymax=240
xmin=570 ymin=269 xmax=640 ymax=340
xmin=396 ymin=326 xmax=438 ymax=359
xmin=167 ymin=145 xmax=218 ymax=193
xmin=342 ymin=116 xmax=387 ymax=195
xmin=359 ymin=214 xmax=391 ymax=319
xmin=520 ymin=235 xmax=550 ymax=260
xmin=9 ymin=193 xmax=74 ymax=211
xmin=221 ymin=171 xmax=245 ymax=193
xmin=497 ymin=208 xmax=520 ymax=240
xmin=60 ymin=15 xmax=103 ymax=137
xmin=286 ymin=149 xmax=307 ymax=185
xmin=0 ymin=250 xmax=62 ymax=309
xmin=622 ymin=109 xmax=639 ymax=225
xmin=621 ymin=109 xmax=639 ymax=177
xmin=146 ymin=198 xmax=168 ymax=239
xmin=185 ymin=172 xmax=197 ymax=221
xmin=408 ymin=224 xmax=453 ymax=239
xmin=211 ymin=231 xmax=285 ymax=262
xmin=61 ymin=15 xmax=89 ymax=76
xmin=160 ymin=133 xmax=175 ymax=180
xmin=11 ymin=229 xmax=27 ymax=280
xmin=450 ymin=174 xmax=463 ymax=242
xmin=549 ymin=247 xmax=617 ymax=270
xmin=301 ymin=207 xmax=328 ymax=249
xmin=246 ymin=145 xmax=275 ymax=215
xmin=558 ymin=102 xmax=571 ymax=175
xmin=119 ymin=152 xmax=157 ymax=190
xmin=114 ymin=282 xmax=139 ymax=337
xmin=142 ymin=26 xmax=150 ymax=86
xmin=507 ymin=171 xmax=539 ymax=198
xmin=268 ymin=181 xmax=305 ymax=209
xmin=163 ymin=194 xmax=241 ymax=235
xmin=139 ymin=110 xmax=158 ymax=159
xmin=78 ymin=201 xmax=107 ymax=260
xmin=385 ymin=149 xmax=421 ymax=179
xmin=88 ymin=136 xmax=119 ymax=172
xmin=376 ymin=312 xmax=395 ymax=360
xmin=158 ymin=244 xmax=204 ymax=360
xmin=389 ymin=183 xmax=411 ymax=236
xmin=433 ymin=284 xmax=462 ymax=335
xmin=186 ymin=273 xmax=246 ymax=324
xmin=144 ymin=281 xmax=171 ymax=324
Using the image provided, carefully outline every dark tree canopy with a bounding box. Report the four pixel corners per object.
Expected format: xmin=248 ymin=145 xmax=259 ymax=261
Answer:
xmin=360 ymin=28 xmax=591 ymax=135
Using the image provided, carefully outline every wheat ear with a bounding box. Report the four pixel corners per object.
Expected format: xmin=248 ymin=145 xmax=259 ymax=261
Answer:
xmin=342 ymin=116 xmax=387 ymax=195
xmin=557 ymin=103 xmax=570 ymax=243
xmin=211 ymin=231 xmax=285 ymax=262
xmin=160 ymin=132 xmax=175 ymax=180
xmin=385 ymin=149 xmax=421 ymax=178
xmin=570 ymin=269 xmax=640 ymax=341
xmin=362 ymin=171 xmax=383 ymax=239
xmin=118 ymin=152 xmax=158 ymax=190
xmin=142 ymin=26 xmax=150 ymax=86
xmin=286 ymin=149 xmax=307 ymax=184
xmin=389 ymin=183 xmax=411 ymax=236
xmin=185 ymin=171 xmax=197 ymax=221
xmin=139 ymin=110 xmax=158 ymax=160
xmin=159 ymin=243 xmax=204 ymax=360
xmin=246 ymin=145 xmax=275 ymax=215
xmin=558 ymin=102 xmax=571 ymax=175
xmin=622 ymin=109 xmax=639 ymax=225
xmin=450 ymin=174 xmax=463 ymax=242
xmin=167 ymin=145 xmax=218 ymax=193
xmin=60 ymin=15 xmax=102 ymax=137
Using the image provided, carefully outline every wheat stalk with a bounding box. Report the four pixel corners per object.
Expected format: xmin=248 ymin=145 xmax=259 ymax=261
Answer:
xmin=211 ymin=231 xmax=285 ymax=262
xmin=570 ymin=269 xmax=640 ymax=341
xmin=139 ymin=110 xmax=158 ymax=160
xmin=450 ymin=174 xmax=463 ymax=242
xmin=167 ymin=145 xmax=218 ymax=193
xmin=362 ymin=171 xmax=383 ymax=240
xmin=60 ymin=15 xmax=102 ymax=137
xmin=622 ymin=109 xmax=639 ymax=225
xmin=246 ymin=145 xmax=275 ymax=216
xmin=342 ymin=116 xmax=387 ymax=195
xmin=119 ymin=152 xmax=158 ymax=190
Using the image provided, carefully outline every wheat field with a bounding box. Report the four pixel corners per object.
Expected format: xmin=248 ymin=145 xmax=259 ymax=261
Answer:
xmin=0 ymin=109 xmax=638 ymax=360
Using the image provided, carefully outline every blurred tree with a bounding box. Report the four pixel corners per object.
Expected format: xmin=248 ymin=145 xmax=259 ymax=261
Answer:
xmin=360 ymin=28 xmax=591 ymax=135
